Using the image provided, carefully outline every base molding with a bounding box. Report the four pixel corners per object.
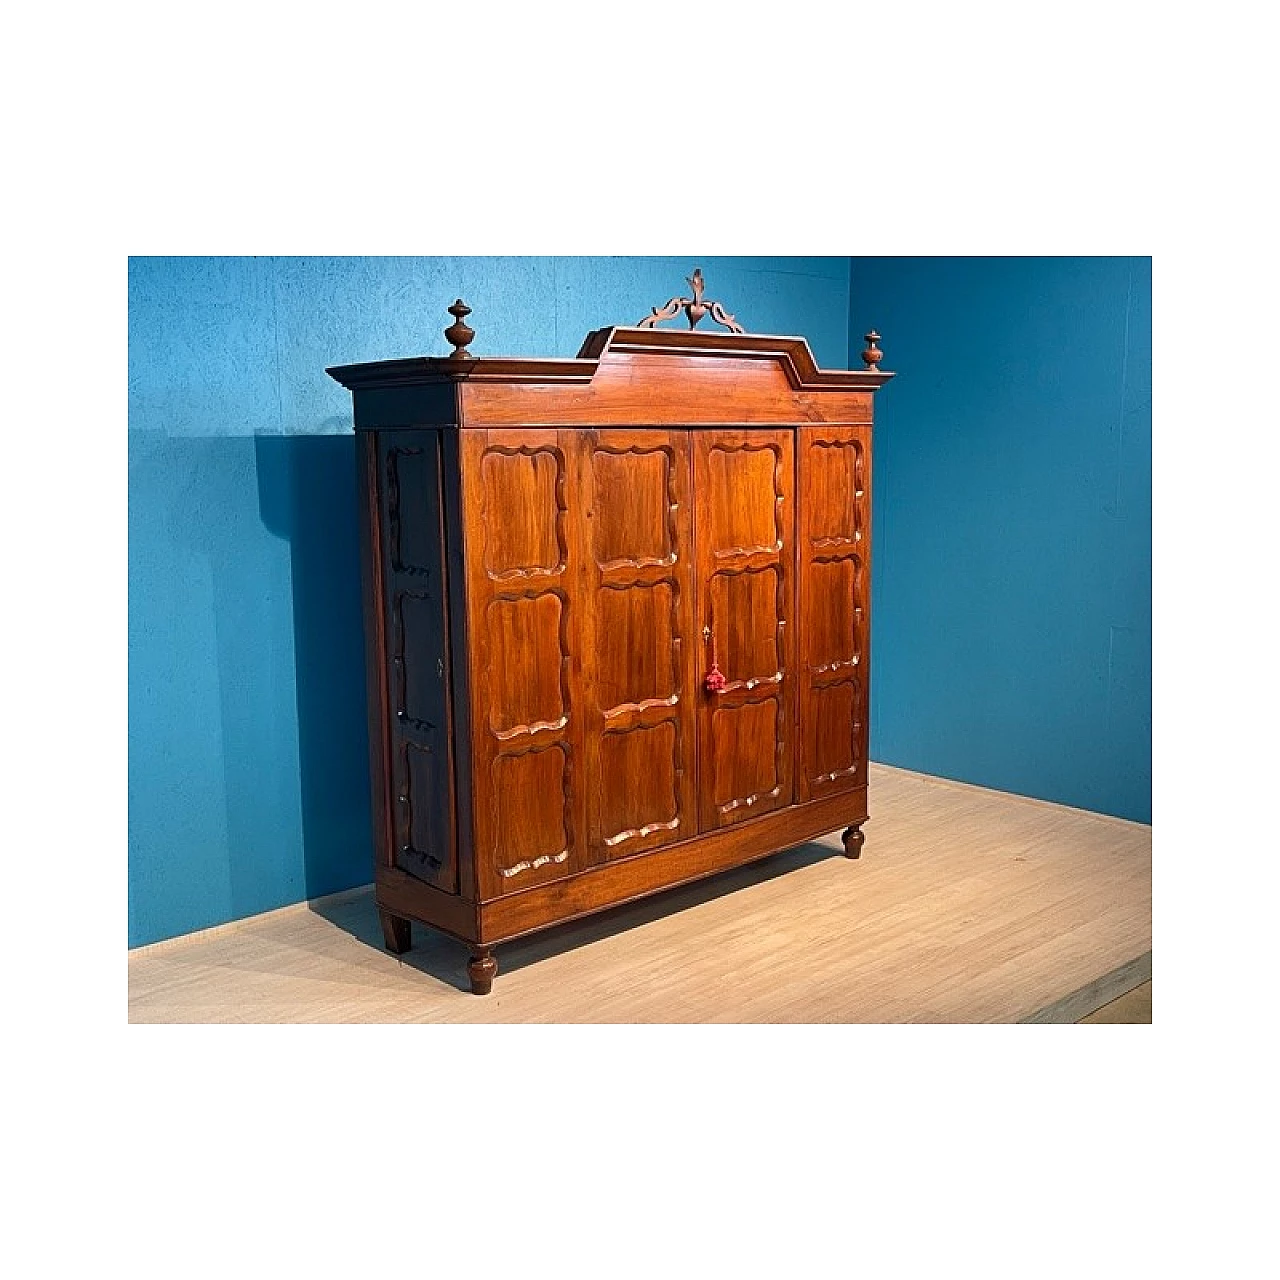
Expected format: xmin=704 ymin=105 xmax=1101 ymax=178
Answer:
xmin=478 ymin=788 xmax=866 ymax=943
xmin=373 ymin=788 xmax=867 ymax=948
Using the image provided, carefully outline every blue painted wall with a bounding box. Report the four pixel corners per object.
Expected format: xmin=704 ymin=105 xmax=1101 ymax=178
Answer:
xmin=852 ymin=257 xmax=1151 ymax=823
xmin=128 ymin=256 xmax=852 ymax=947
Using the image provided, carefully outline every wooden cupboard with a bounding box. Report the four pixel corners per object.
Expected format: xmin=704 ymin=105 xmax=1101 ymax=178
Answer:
xmin=328 ymin=288 xmax=893 ymax=993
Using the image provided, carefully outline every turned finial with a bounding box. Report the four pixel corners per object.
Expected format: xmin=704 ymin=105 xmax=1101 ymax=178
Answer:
xmin=445 ymin=299 xmax=476 ymax=360
xmin=861 ymin=330 xmax=883 ymax=371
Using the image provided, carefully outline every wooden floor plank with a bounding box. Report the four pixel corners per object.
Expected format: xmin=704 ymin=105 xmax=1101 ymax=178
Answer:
xmin=128 ymin=764 xmax=1152 ymax=1024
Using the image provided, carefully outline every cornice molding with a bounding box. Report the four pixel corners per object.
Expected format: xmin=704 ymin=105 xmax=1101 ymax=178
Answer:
xmin=327 ymin=326 xmax=894 ymax=392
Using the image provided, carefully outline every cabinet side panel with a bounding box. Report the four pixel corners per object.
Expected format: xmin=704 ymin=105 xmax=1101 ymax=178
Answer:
xmin=797 ymin=426 xmax=872 ymax=803
xmin=357 ymin=431 xmax=395 ymax=875
xmin=461 ymin=429 xmax=589 ymax=900
xmin=377 ymin=432 xmax=457 ymax=893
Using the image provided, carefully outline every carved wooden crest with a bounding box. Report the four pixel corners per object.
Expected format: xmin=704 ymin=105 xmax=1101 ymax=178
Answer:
xmin=636 ymin=268 xmax=745 ymax=334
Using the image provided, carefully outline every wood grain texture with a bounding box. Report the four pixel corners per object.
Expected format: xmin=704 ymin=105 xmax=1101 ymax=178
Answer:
xmin=797 ymin=426 xmax=872 ymax=803
xmin=574 ymin=429 xmax=698 ymax=861
xmin=693 ymin=429 xmax=796 ymax=830
xmin=460 ymin=428 xmax=588 ymax=901
xmin=128 ymin=765 xmax=1152 ymax=1023
xmin=460 ymin=352 xmax=875 ymax=426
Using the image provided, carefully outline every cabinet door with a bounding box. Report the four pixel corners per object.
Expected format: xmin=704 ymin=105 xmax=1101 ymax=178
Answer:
xmin=692 ymin=429 xmax=797 ymax=830
xmin=796 ymin=426 xmax=871 ymax=801
xmin=461 ymin=429 xmax=588 ymax=901
xmin=573 ymin=430 xmax=699 ymax=859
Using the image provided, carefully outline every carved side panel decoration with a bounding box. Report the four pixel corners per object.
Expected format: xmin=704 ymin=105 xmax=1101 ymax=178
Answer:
xmin=397 ymin=742 xmax=447 ymax=883
xmin=378 ymin=434 xmax=456 ymax=893
xmin=576 ymin=431 xmax=697 ymax=859
xmin=797 ymin=429 xmax=871 ymax=802
xmin=395 ymin=592 xmax=445 ymax=732
xmin=693 ymin=430 xmax=796 ymax=830
xmin=387 ymin=446 xmax=437 ymax=576
xmin=463 ymin=430 xmax=586 ymax=899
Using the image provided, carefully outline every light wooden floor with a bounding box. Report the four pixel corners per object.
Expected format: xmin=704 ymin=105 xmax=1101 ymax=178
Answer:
xmin=128 ymin=764 xmax=1152 ymax=1023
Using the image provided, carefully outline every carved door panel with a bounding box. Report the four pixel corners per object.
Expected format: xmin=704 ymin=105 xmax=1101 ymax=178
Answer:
xmin=692 ymin=429 xmax=796 ymax=830
xmin=461 ymin=429 xmax=588 ymax=901
xmin=571 ymin=430 xmax=699 ymax=862
xmin=796 ymin=426 xmax=871 ymax=801
xmin=376 ymin=432 xmax=456 ymax=892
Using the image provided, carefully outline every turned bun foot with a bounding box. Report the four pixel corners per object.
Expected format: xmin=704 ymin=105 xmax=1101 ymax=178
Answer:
xmin=468 ymin=946 xmax=498 ymax=995
xmin=841 ymin=825 xmax=866 ymax=859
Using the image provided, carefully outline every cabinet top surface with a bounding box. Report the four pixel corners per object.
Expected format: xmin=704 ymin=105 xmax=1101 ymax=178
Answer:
xmin=327 ymin=326 xmax=894 ymax=394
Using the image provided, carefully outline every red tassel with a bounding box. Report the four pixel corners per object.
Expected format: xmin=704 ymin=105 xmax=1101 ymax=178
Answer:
xmin=704 ymin=662 xmax=727 ymax=693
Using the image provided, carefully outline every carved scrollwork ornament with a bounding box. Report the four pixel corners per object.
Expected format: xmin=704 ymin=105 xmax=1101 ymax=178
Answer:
xmin=637 ymin=268 xmax=746 ymax=334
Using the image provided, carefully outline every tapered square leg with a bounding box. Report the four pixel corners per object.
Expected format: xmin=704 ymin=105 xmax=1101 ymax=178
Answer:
xmin=379 ymin=909 xmax=413 ymax=955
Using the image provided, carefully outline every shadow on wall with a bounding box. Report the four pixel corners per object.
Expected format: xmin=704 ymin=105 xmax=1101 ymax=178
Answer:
xmin=254 ymin=433 xmax=373 ymax=902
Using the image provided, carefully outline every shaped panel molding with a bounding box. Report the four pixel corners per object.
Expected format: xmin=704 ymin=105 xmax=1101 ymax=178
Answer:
xmin=711 ymin=698 xmax=783 ymax=815
xmin=492 ymin=744 xmax=572 ymax=879
xmin=589 ymin=445 xmax=676 ymax=569
xmin=395 ymin=741 xmax=451 ymax=887
xmin=807 ymin=437 xmax=865 ymax=548
xmin=485 ymin=591 xmax=568 ymax=739
xmin=797 ymin=425 xmax=871 ymax=804
xmin=481 ymin=445 xmax=567 ymax=579
xmin=708 ymin=565 xmax=783 ymax=688
xmin=805 ymin=558 xmax=862 ymax=676
xmin=598 ymin=722 xmax=681 ymax=849
xmin=394 ymin=590 xmax=445 ymax=733
xmin=595 ymin=581 xmax=680 ymax=716
xmin=707 ymin=441 xmax=784 ymax=557
xmin=803 ymin=679 xmax=864 ymax=789
xmin=386 ymin=445 xmax=437 ymax=576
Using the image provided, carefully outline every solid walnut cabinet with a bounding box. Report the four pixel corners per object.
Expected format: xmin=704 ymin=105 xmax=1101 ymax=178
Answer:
xmin=328 ymin=303 xmax=892 ymax=994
